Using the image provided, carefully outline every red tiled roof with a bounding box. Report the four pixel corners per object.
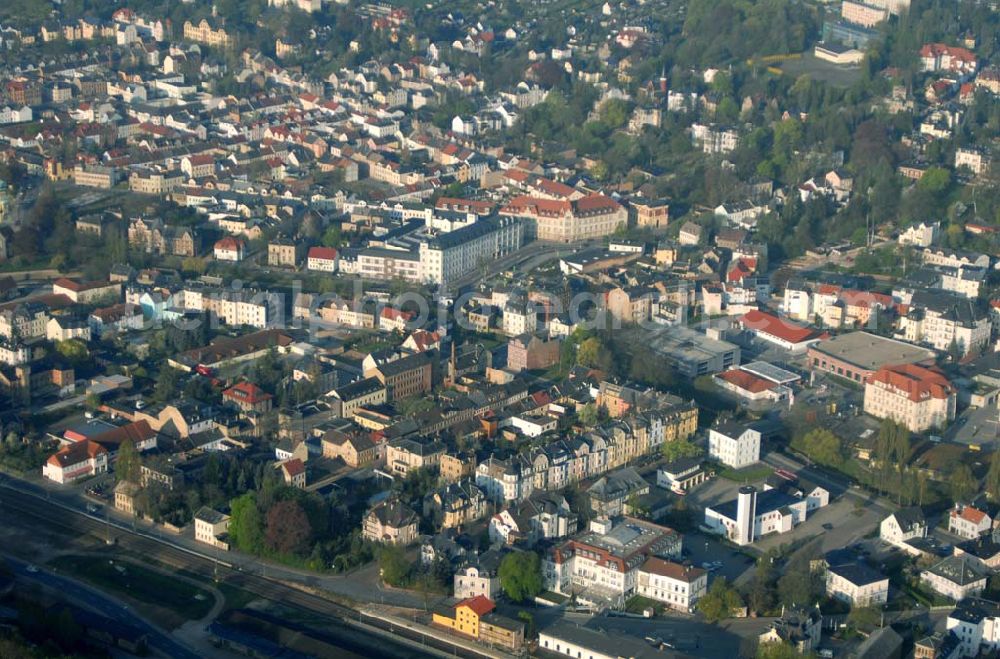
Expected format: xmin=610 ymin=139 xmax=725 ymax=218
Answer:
xmin=717 ymin=369 xmax=777 ymax=394
xmin=282 ymin=458 xmax=305 ymax=477
xmin=640 ymin=556 xmax=706 ymax=582
xmin=457 ymin=595 xmax=495 ymax=616
xmin=214 ymin=236 xmax=245 ymax=251
xmin=953 ymin=506 xmax=988 ymax=525
xmin=308 ymin=246 xmax=338 ymax=260
xmin=47 ymin=439 xmax=107 ymax=467
xmin=381 ymin=307 xmax=414 ymax=321
xmin=740 ymin=310 xmax=823 ymax=344
xmin=223 ymin=381 xmax=272 ymax=404
xmin=868 ymin=363 xmax=955 ymax=402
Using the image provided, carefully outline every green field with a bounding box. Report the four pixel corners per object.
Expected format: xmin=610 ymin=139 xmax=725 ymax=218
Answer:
xmin=718 ymin=463 xmax=774 ymax=483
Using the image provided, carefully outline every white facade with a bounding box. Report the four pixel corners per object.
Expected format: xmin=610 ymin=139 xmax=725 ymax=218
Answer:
xmin=636 ymin=559 xmax=707 ymax=612
xmin=708 ymin=425 xmax=761 ymax=468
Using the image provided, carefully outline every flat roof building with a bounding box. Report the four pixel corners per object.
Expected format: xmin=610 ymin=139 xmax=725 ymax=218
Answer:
xmin=807 ymin=331 xmax=936 ymax=384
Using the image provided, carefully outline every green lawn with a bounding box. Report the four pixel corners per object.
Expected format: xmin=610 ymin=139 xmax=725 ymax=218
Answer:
xmin=625 ymin=595 xmax=662 ymax=615
xmin=718 ymin=464 xmax=774 ymax=483
xmin=51 ymin=555 xmax=215 ymax=621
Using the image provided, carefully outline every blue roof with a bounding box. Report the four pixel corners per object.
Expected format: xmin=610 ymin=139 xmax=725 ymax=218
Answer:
xmin=709 ymin=488 xmax=800 ymax=522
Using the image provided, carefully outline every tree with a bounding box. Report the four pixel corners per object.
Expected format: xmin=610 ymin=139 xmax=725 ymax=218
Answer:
xmin=578 ymin=403 xmax=599 ymax=427
xmin=265 ymin=499 xmax=312 ymax=556
xmin=322 ymin=225 xmax=343 ymax=248
xmin=379 ymin=544 xmax=410 ymax=586
xmin=115 ymin=439 xmax=141 ymax=485
xmin=697 ymin=577 xmax=743 ymax=622
xmin=55 ymin=339 xmax=89 ymax=365
xmin=949 ymin=464 xmax=978 ymax=503
xmin=986 ymin=450 xmax=1000 ymax=501
xmin=576 ymin=337 xmax=603 ymax=368
xmin=746 ymin=552 xmax=778 ymax=615
xmin=153 ymin=366 xmax=181 ymax=403
xmin=777 ymin=555 xmax=821 ymax=608
xmin=229 ymin=492 xmax=265 ymax=555
xmin=661 ymin=438 xmax=703 ymax=463
xmin=796 ymin=429 xmax=844 ymax=469
xmin=498 ymin=551 xmax=544 ymax=603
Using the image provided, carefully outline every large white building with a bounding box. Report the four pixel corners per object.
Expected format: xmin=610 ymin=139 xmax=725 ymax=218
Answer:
xmin=42 ymin=440 xmax=109 ymax=484
xmin=543 ymin=517 xmax=681 ymax=607
xmin=946 ymin=598 xmax=1000 ymax=659
xmin=863 ymin=363 xmax=956 ymax=433
xmin=708 ymin=422 xmax=761 ymax=468
xmin=704 ymin=484 xmax=828 ymax=546
xmin=879 ymin=508 xmax=928 ymax=554
xmin=636 ymin=557 xmax=707 ymax=613
xmin=825 ymin=563 xmax=889 ymax=607
xmin=921 ymin=555 xmax=988 ymax=601
xmin=897 ymin=290 xmax=991 ymax=356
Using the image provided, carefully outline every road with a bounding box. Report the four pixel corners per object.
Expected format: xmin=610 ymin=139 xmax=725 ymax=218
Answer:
xmin=762 ymin=450 xmax=895 ymax=518
xmin=5 ymin=555 xmax=201 ymax=659
xmin=0 ymin=479 xmax=485 ymax=659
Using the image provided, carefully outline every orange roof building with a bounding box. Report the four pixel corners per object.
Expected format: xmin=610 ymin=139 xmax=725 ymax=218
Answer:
xmin=864 ymin=363 xmax=956 ymax=433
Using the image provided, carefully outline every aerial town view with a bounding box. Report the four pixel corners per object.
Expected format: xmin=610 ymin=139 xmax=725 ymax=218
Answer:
xmin=0 ymin=0 xmax=999 ymax=657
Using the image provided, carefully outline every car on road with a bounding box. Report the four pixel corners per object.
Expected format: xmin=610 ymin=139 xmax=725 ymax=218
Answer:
xmin=25 ymin=565 xmax=38 ymax=573
xmin=822 ymin=523 xmax=834 ymax=530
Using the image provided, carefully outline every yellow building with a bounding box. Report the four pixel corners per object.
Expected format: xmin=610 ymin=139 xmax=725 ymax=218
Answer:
xmin=431 ymin=596 xmax=525 ymax=651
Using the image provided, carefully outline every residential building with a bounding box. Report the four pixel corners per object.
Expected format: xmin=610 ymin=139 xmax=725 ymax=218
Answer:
xmin=708 ymin=421 xmax=761 ymax=469
xmin=587 ymin=467 xmax=649 ymax=517
xmin=329 ymin=377 xmax=386 ymax=418
xmin=656 ymin=457 xmax=707 ymax=493
xmin=42 ymin=440 xmax=109 ymax=484
xmin=825 ymin=562 xmax=889 ymax=607
xmin=386 ymin=437 xmax=446 ymax=477
xmin=476 ymin=455 xmax=535 ymax=504
xmin=758 ymin=607 xmax=822 ymax=654
xmin=365 ymin=352 xmax=432 ymax=402
xmin=222 ymin=382 xmax=273 ymax=413
xmin=636 ymin=557 xmax=707 ymax=613
xmin=453 ymin=550 xmax=502 ymax=599
xmin=543 ymin=517 xmax=682 ymax=607
xmin=631 ymin=198 xmax=670 ymax=229
xmin=488 ymin=493 xmax=578 ymax=546
xmin=183 ymin=19 xmax=231 ymax=47
xmin=306 ymin=246 xmax=339 ymax=272
xmin=897 ymin=290 xmax=991 ymax=356
xmin=213 ymin=236 xmax=246 ymax=261
xmin=194 ymin=507 xmax=230 ymax=549
xmin=268 ymin=240 xmax=303 ymax=268
xmin=922 ymin=555 xmax=988 ymax=601
xmin=362 ymin=499 xmax=418 ymax=546
xmin=321 ymin=429 xmax=378 ymax=467
xmin=863 ymin=363 xmax=956 ymax=433
xmin=945 ymin=597 xmax=1000 ymax=659
xmin=279 ymin=459 xmax=306 ymax=488
xmin=950 ymin=505 xmax=992 ymax=541
xmin=506 ymin=333 xmax=560 ymax=372
xmin=880 ymin=508 xmax=928 ymax=552
xmin=424 ymin=480 xmax=488 ymax=529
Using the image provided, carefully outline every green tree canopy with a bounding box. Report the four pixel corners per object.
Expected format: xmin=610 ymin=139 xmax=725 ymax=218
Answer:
xmin=498 ymin=551 xmax=544 ymax=603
